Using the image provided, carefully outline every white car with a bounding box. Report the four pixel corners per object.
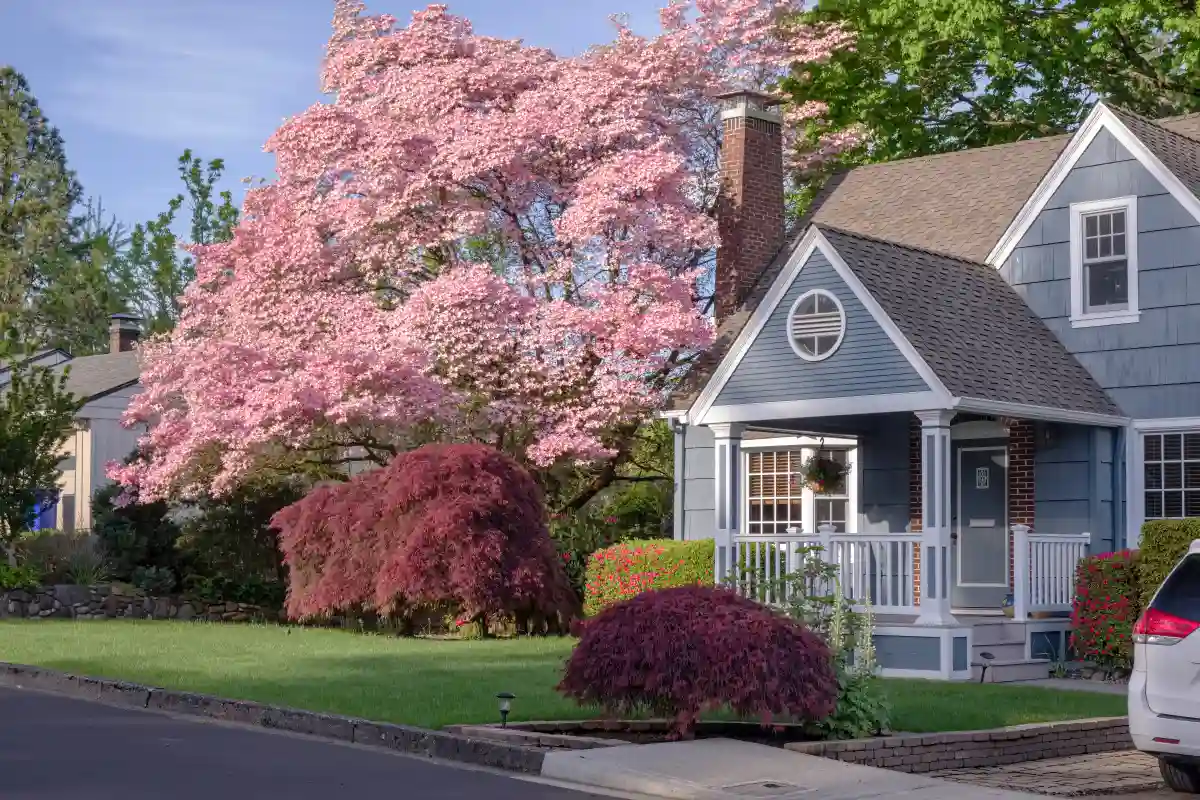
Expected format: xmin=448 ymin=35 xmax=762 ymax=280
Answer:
xmin=1130 ymin=538 xmax=1200 ymax=793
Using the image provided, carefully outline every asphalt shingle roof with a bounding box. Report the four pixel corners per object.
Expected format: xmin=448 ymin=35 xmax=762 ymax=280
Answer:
xmin=670 ymin=108 xmax=1200 ymax=415
xmin=53 ymin=351 xmax=141 ymax=400
xmin=819 ymin=227 xmax=1121 ymax=416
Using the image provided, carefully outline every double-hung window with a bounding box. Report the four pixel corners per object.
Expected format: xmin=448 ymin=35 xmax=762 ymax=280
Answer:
xmin=1143 ymin=431 xmax=1200 ymax=520
xmin=744 ymin=441 xmax=857 ymax=535
xmin=1069 ymin=197 xmax=1139 ymax=327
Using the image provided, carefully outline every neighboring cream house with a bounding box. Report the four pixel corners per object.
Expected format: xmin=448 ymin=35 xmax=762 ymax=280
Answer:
xmin=1 ymin=314 xmax=144 ymax=532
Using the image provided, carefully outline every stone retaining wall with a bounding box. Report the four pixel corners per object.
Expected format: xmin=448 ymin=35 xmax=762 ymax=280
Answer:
xmin=786 ymin=717 xmax=1132 ymax=773
xmin=0 ymin=585 xmax=276 ymax=622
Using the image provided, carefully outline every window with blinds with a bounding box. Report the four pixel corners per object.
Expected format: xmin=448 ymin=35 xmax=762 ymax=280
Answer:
xmin=746 ymin=450 xmax=805 ymax=535
xmin=815 ymin=449 xmax=849 ymax=533
xmin=1144 ymin=432 xmax=1200 ymax=520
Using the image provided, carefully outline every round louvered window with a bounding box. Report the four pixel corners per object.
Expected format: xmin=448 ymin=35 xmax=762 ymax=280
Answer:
xmin=787 ymin=289 xmax=846 ymax=361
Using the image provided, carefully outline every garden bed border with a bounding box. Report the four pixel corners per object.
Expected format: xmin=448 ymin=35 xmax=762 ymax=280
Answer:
xmin=0 ymin=661 xmax=544 ymax=774
xmin=450 ymin=717 xmax=1134 ymax=772
xmin=787 ymin=717 xmax=1133 ymax=773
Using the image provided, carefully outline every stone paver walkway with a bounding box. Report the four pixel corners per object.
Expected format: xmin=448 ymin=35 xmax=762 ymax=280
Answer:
xmin=931 ymin=751 xmax=1162 ymax=797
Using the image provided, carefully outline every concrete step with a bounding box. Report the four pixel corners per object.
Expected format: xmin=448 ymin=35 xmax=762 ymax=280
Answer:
xmin=971 ymin=658 xmax=1051 ymax=683
xmin=971 ymin=641 xmax=1026 ymax=662
xmin=971 ymin=620 xmax=1027 ymax=646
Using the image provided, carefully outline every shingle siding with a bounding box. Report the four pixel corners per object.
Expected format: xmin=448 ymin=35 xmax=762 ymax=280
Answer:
xmin=712 ymin=249 xmax=929 ymax=407
xmin=1003 ymin=127 xmax=1200 ymax=419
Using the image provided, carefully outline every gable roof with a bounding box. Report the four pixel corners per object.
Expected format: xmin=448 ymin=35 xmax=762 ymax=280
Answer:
xmin=1108 ymin=107 xmax=1200 ymax=197
xmin=54 ymin=351 xmax=141 ymax=401
xmin=818 ymin=227 xmax=1120 ymax=416
xmin=671 ymin=107 xmax=1200 ymax=417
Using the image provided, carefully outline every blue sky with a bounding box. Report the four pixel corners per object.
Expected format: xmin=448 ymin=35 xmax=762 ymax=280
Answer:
xmin=0 ymin=0 xmax=663 ymax=233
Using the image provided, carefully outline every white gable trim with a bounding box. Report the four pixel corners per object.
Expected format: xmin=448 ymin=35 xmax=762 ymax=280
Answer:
xmin=987 ymin=102 xmax=1200 ymax=267
xmin=688 ymin=227 xmax=953 ymax=426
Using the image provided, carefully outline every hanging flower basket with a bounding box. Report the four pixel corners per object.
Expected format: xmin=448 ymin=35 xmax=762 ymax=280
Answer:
xmin=800 ymin=453 xmax=849 ymax=494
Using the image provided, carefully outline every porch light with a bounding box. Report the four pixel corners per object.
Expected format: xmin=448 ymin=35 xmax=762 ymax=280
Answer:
xmin=977 ymin=651 xmax=995 ymax=684
xmin=496 ymin=691 xmax=516 ymax=727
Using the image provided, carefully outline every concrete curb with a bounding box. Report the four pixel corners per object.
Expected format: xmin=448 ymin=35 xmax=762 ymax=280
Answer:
xmin=0 ymin=661 xmax=545 ymax=774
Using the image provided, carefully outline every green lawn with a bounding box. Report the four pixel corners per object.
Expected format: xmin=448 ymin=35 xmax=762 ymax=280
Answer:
xmin=0 ymin=621 xmax=1125 ymax=732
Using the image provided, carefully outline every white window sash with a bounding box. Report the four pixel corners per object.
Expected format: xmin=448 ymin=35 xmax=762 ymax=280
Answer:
xmin=740 ymin=444 xmax=859 ymax=535
xmin=1068 ymin=196 xmax=1139 ymax=327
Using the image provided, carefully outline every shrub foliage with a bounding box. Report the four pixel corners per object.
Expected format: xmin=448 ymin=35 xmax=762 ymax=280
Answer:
xmin=1139 ymin=519 xmax=1200 ymax=607
xmin=558 ymin=585 xmax=837 ymax=738
xmin=1070 ymin=549 xmax=1140 ymax=673
xmin=274 ymin=443 xmax=578 ymax=629
xmin=584 ymin=539 xmax=714 ymax=615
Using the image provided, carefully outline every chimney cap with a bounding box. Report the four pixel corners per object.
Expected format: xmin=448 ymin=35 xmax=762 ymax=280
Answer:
xmin=110 ymin=312 xmax=143 ymax=324
xmin=713 ymin=89 xmax=783 ymax=107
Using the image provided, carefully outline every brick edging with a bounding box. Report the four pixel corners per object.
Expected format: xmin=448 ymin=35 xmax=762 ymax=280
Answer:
xmin=0 ymin=662 xmax=544 ymax=774
xmin=787 ymin=717 xmax=1133 ymax=773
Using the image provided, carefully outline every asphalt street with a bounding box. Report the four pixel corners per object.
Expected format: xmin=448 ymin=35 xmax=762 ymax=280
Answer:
xmin=0 ymin=686 xmax=610 ymax=800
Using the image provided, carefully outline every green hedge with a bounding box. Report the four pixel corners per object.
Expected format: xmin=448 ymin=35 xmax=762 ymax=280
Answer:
xmin=584 ymin=539 xmax=714 ymax=616
xmin=1139 ymin=519 xmax=1200 ymax=607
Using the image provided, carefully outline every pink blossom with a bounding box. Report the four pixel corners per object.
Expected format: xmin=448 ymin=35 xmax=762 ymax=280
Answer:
xmin=116 ymin=1 xmax=853 ymax=500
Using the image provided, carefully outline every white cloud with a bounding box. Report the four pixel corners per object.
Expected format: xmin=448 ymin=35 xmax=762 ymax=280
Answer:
xmin=36 ymin=0 xmax=319 ymax=146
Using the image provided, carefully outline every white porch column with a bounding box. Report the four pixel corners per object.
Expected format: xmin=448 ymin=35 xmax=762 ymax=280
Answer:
xmin=1011 ymin=524 xmax=1031 ymax=622
xmin=915 ymin=410 xmax=958 ymax=626
xmin=711 ymin=423 xmax=744 ymax=586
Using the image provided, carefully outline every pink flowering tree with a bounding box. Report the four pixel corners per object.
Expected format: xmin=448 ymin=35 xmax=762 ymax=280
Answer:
xmin=113 ymin=0 xmax=855 ymax=506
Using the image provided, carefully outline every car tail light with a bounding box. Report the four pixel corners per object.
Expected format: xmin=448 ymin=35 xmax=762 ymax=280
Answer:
xmin=1133 ymin=608 xmax=1200 ymax=644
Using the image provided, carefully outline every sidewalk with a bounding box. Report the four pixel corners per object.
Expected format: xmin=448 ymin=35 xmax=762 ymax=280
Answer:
xmin=540 ymin=738 xmax=1048 ymax=799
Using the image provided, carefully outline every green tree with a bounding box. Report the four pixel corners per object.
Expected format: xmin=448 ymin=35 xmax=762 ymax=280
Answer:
xmin=114 ymin=150 xmax=239 ymax=334
xmin=0 ymin=67 xmax=81 ymax=349
xmin=781 ymin=0 xmax=1200 ymax=206
xmin=0 ymin=358 xmax=82 ymax=563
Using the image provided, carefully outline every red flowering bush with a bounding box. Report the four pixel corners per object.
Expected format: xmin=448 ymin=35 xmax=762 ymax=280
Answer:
xmin=1070 ymin=549 xmax=1141 ymax=673
xmin=559 ymin=585 xmax=837 ymax=738
xmin=584 ymin=539 xmax=714 ymax=615
xmin=273 ymin=443 xmax=578 ymax=630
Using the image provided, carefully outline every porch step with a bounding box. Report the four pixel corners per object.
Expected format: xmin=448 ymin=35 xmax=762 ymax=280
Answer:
xmin=970 ymin=658 xmax=1051 ymax=683
xmin=971 ymin=641 xmax=1026 ymax=662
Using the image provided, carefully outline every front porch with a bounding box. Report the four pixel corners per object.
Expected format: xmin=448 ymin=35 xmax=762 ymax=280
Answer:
xmin=717 ymin=524 xmax=1086 ymax=681
xmin=685 ymin=408 xmax=1119 ymax=682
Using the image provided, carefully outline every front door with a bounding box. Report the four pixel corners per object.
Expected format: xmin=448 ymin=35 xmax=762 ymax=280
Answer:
xmin=951 ymin=446 xmax=1009 ymax=610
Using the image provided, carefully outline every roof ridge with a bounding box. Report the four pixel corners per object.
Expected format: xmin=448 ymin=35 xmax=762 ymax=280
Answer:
xmin=816 ymin=224 xmax=989 ymax=268
xmin=839 ymin=134 xmax=1071 ymax=173
xmin=1110 ymin=103 xmax=1200 ymax=147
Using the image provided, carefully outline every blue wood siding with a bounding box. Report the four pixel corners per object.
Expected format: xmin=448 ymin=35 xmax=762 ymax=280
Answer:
xmin=713 ymin=249 xmax=930 ymax=407
xmin=680 ymin=424 xmax=715 ymax=541
xmin=1002 ymin=127 xmax=1200 ymax=419
xmin=1035 ymin=423 xmax=1116 ymax=552
xmin=857 ymin=414 xmax=911 ymax=534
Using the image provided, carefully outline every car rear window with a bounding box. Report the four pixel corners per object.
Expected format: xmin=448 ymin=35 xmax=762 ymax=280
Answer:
xmin=1152 ymin=552 xmax=1200 ymax=622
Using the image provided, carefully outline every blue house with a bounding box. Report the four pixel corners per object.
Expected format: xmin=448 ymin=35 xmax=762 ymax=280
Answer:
xmin=668 ymin=94 xmax=1200 ymax=681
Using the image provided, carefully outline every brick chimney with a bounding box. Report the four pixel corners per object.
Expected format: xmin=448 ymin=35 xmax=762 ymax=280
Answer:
xmin=109 ymin=312 xmax=142 ymax=354
xmin=714 ymin=90 xmax=785 ymax=323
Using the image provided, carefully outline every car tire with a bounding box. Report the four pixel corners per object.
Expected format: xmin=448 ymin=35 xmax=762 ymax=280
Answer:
xmin=1160 ymin=757 xmax=1200 ymax=793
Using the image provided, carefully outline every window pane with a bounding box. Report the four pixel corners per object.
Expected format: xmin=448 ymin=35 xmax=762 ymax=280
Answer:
xmin=1187 ymin=463 xmax=1200 ymax=489
xmin=60 ymin=495 xmax=75 ymax=533
xmin=1085 ymin=215 xmax=1098 ymax=236
xmin=1085 ymin=238 xmax=1098 ymax=260
xmin=816 ymin=294 xmax=836 ymax=313
xmin=1165 ymin=491 xmax=1184 ymax=518
xmin=1187 ymin=491 xmax=1200 ymax=518
xmin=1152 ymin=554 xmax=1200 ymax=622
xmin=1146 ymin=492 xmax=1164 ymax=518
xmin=1098 ymin=236 xmax=1112 ymax=258
xmin=1112 ymin=211 xmax=1126 ymax=234
xmin=1112 ymin=233 xmax=1126 ymax=256
xmin=1146 ymin=435 xmax=1163 ymax=461
xmin=797 ymin=295 xmax=817 ymax=315
xmin=1165 ymin=462 xmax=1184 ymax=490
xmin=1165 ymin=434 xmax=1184 ymax=461
xmin=1098 ymin=214 xmax=1112 ymax=235
xmin=1085 ymin=260 xmax=1128 ymax=309
xmin=797 ymin=336 xmax=817 ymax=357
xmin=815 ymin=335 xmax=838 ymax=355
xmin=1186 ymin=434 xmax=1200 ymax=460
xmin=1146 ymin=463 xmax=1163 ymax=490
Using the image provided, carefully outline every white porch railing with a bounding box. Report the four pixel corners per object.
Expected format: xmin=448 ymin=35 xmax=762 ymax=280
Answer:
xmin=1011 ymin=524 xmax=1090 ymax=621
xmin=721 ymin=525 xmax=921 ymax=614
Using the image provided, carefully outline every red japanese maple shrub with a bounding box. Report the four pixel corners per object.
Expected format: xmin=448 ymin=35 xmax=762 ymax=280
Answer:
xmin=1070 ymin=549 xmax=1141 ymax=673
xmin=273 ymin=443 xmax=578 ymax=629
xmin=558 ymin=585 xmax=837 ymax=738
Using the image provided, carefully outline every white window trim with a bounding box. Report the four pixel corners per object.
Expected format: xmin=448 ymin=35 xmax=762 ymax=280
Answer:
xmin=786 ymin=288 xmax=847 ymax=362
xmin=739 ymin=444 xmax=860 ymax=535
xmin=1068 ymin=196 xmax=1140 ymax=328
xmin=1127 ymin=417 xmax=1200 ymax=547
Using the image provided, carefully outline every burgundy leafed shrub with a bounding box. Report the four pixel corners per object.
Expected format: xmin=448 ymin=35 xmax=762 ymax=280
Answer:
xmin=558 ymin=585 xmax=837 ymax=738
xmin=273 ymin=443 xmax=578 ymax=628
